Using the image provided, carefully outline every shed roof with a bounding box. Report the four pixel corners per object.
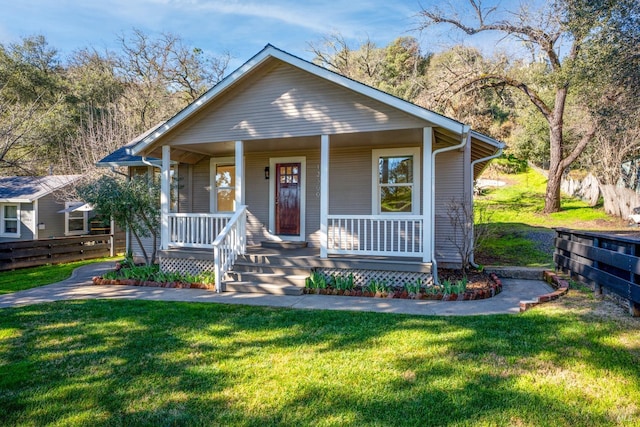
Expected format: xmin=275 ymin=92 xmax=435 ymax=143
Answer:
xmin=0 ymin=175 xmax=81 ymax=203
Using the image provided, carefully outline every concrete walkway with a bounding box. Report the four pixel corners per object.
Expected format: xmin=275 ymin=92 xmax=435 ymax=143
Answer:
xmin=0 ymin=262 xmax=554 ymax=316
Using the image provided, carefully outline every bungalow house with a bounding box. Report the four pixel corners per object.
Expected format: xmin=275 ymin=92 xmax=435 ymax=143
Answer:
xmin=0 ymin=175 xmax=92 ymax=242
xmin=101 ymin=44 xmax=503 ymax=294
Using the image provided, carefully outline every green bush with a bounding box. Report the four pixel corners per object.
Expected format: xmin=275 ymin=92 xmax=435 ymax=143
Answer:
xmin=490 ymin=155 xmax=528 ymax=174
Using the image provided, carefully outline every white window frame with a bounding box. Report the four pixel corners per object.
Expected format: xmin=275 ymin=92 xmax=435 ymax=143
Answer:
xmin=210 ymin=157 xmax=236 ymax=213
xmin=371 ymin=147 xmax=421 ymax=215
xmin=0 ymin=203 xmax=20 ymax=237
xmin=65 ymin=202 xmax=88 ymax=236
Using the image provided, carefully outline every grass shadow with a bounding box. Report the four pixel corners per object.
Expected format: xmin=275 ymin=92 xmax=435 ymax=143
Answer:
xmin=0 ymin=299 xmax=639 ymax=425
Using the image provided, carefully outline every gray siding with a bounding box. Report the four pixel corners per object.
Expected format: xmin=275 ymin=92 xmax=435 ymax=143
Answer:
xmin=191 ymin=159 xmax=211 ymax=213
xmin=161 ymin=62 xmax=427 ymax=147
xmin=131 ymin=234 xmax=159 ymax=264
xmin=37 ymin=193 xmax=67 ymax=238
xmin=20 ymin=203 xmax=36 ymax=240
xmin=434 ymin=149 xmax=467 ymax=266
xmin=245 ymin=152 xmax=272 ymax=245
xmin=178 ymin=163 xmax=191 ymax=212
xmin=128 ymin=166 xmax=160 ymax=262
xmin=329 ymin=147 xmax=372 ymax=216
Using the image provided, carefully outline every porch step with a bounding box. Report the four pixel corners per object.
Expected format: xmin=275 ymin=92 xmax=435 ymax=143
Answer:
xmin=225 ymin=271 xmax=308 ymax=287
xmin=260 ymin=240 xmax=308 ymax=249
xmin=222 ymin=281 xmax=304 ymax=296
xmin=232 ymin=262 xmax=310 ymax=276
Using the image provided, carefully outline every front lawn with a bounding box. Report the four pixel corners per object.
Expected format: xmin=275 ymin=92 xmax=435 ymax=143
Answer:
xmin=1 ymin=291 xmax=638 ymax=426
xmin=0 ymin=257 xmax=120 ymax=295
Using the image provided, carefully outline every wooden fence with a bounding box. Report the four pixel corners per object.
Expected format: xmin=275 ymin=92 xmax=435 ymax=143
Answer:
xmin=0 ymin=233 xmax=125 ymax=271
xmin=554 ymin=228 xmax=640 ymax=316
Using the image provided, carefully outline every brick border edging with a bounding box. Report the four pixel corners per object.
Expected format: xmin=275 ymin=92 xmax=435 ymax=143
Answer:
xmin=519 ymin=271 xmax=569 ymax=312
xmin=92 ymin=276 xmax=215 ymax=290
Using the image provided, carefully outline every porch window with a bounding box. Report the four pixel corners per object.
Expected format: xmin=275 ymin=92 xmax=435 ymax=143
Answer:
xmin=65 ymin=202 xmax=88 ymax=236
xmin=372 ymin=148 xmax=420 ymax=215
xmin=210 ymin=158 xmax=235 ymax=212
xmin=0 ymin=204 xmax=20 ymax=237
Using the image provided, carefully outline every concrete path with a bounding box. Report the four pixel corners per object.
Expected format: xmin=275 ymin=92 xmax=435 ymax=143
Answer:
xmin=0 ymin=262 xmax=554 ymax=316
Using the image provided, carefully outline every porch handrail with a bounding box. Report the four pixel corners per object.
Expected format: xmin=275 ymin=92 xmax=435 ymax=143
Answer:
xmin=213 ymin=205 xmax=247 ymax=293
xmin=327 ymin=214 xmax=423 ymax=257
xmin=168 ymin=212 xmax=232 ymax=248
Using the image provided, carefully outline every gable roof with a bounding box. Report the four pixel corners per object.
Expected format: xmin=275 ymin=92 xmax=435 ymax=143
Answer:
xmin=0 ymin=175 xmax=81 ymax=203
xmin=130 ymin=44 xmax=496 ymax=157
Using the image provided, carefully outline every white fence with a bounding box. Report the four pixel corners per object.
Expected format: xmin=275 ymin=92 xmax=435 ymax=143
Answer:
xmin=327 ymin=215 xmax=423 ymax=257
xmin=168 ymin=213 xmax=232 ymax=248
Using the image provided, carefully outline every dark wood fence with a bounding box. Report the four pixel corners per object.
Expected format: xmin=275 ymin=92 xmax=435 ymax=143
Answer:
xmin=0 ymin=233 xmax=125 ymax=271
xmin=554 ymin=228 xmax=640 ymax=316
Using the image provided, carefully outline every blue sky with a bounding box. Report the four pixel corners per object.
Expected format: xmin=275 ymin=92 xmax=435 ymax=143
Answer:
xmin=0 ymin=0 xmax=526 ymax=69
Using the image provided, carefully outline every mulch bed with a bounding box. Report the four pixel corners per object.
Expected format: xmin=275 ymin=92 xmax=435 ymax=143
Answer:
xmin=304 ymin=270 xmax=502 ymax=301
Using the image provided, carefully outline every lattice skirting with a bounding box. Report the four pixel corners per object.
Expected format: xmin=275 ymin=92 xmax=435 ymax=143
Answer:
xmin=160 ymin=256 xmax=215 ymax=276
xmin=315 ymin=268 xmax=433 ymax=288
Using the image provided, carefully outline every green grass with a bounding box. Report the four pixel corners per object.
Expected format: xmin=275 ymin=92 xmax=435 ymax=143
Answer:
xmin=0 ymin=293 xmax=638 ymax=426
xmin=475 ymin=168 xmax=627 ymax=267
xmin=0 ymin=257 xmax=119 ymax=295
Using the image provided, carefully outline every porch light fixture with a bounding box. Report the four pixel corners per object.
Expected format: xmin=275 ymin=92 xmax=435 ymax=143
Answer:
xmin=264 ymin=166 xmax=270 ymax=180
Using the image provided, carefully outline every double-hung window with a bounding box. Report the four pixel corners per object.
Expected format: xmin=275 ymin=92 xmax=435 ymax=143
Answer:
xmin=372 ymin=148 xmax=420 ymax=215
xmin=0 ymin=204 xmax=20 ymax=237
xmin=65 ymin=202 xmax=88 ymax=236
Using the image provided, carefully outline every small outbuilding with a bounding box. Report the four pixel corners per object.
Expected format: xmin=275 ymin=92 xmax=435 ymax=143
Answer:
xmin=0 ymin=175 xmax=92 ymax=242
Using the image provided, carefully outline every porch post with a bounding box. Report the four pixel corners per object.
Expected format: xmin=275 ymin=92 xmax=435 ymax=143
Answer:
xmin=235 ymin=140 xmax=245 ymax=251
xmin=422 ymin=127 xmax=433 ymax=263
xmin=160 ymin=145 xmax=171 ymax=250
xmin=235 ymin=140 xmax=244 ymax=206
xmin=320 ymin=134 xmax=329 ymax=258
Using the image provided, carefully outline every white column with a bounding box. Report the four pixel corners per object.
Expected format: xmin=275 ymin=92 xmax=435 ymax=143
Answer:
xmin=161 ymin=145 xmax=171 ymax=250
xmin=235 ymin=140 xmax=244 ymax=207
xmin=320 ymin=135 xmax=329 ymax=258
xmin=422 ymin=127 xmax=433 ymax=263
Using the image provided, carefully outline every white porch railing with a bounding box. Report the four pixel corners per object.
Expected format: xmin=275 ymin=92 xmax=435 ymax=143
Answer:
xmin=213 ymin=205 xmax=247 ymax=293
xmin=327 ymin=215 xmax=423 ymax=257
xmin=168 ymin=213 xmax=232 ymax=248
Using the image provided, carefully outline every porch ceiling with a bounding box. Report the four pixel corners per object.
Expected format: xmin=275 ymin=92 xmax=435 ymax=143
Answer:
xmin=157 ymin=127 xmax=468 ymax=163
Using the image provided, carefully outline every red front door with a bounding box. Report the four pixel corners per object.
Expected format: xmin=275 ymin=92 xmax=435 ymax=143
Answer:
xmin=275 ymin=163 xmax=301 ymax=235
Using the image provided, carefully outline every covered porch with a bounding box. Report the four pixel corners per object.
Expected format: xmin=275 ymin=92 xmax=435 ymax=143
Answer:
xmin=158 ymin=127 xmax=439 ymax=262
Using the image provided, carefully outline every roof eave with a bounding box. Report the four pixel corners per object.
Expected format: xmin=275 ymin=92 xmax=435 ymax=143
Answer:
xmin=470 ymin=130 xmax=505 ymax=150
xmin=0 ymin=198 xmax=32 ymax=203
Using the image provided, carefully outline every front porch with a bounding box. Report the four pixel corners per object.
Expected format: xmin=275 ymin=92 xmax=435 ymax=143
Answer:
xmin=159 ymin=243 xmax=433 ymax=295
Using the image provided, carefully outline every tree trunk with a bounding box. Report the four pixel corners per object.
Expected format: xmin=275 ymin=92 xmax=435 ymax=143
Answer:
xmin=545 ymin=170 xmax=563 ymax=213
xmin=544 ymin=114 xmax=564 ymax=213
